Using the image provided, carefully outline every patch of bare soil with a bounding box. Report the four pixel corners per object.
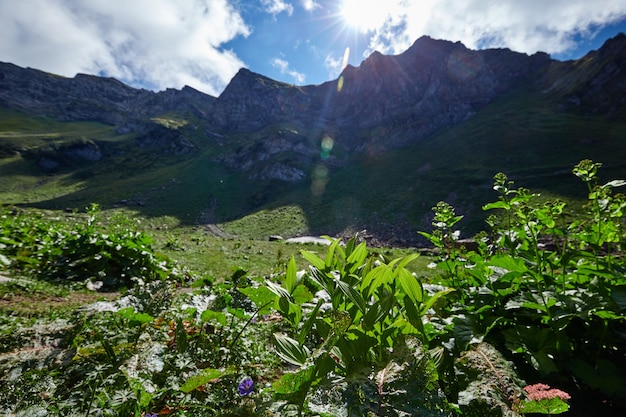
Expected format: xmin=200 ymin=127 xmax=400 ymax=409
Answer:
xmin=0 ymin=291 xmax=119 ymax=315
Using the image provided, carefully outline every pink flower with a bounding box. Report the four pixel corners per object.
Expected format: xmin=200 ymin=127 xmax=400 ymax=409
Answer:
xmin=523 ymin=383 xmax=571 ymax=402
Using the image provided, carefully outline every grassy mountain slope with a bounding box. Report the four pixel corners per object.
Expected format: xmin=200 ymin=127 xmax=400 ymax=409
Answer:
xmin=1 ymin=84 xmax=625 ymax=245
xmin=265 ymin=87 xmax=626 ymax=242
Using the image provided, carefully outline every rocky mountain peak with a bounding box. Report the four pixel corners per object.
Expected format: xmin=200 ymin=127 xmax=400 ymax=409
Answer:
xmin=1 ymin=34 xmax=625 ymax=178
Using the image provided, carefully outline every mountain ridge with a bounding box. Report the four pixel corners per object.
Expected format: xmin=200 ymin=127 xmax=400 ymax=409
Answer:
xmin=1 ymin=34 xmax=626 ymax=244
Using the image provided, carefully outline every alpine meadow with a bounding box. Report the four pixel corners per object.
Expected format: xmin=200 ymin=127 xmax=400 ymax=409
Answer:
xmin=1 ymin=33 xmax=626 ymax=416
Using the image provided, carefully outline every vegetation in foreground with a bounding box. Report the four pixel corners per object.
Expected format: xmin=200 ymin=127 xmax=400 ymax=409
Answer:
xmin=0 ymin=160 xmax=625 ymax=416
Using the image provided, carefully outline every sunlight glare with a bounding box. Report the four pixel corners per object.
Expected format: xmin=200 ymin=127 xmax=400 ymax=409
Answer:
xmin=341 ymin=0 xmax=390 ymax=32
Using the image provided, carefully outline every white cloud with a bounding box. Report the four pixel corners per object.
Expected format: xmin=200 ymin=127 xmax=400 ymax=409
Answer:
xmin=301 ymin=0 xmax=321 ymax=12
xmin=0 ymin=0 xmax=250 ymax=96
xmin=351 ymin=0 xmax=626 ymax=58
xmin=324 ymin=53 xmax=344 ymax=79
xmin=261 ymin=0 xmax=294 ymax=16
xmin=271 ymin=57 xmax=306 ymax=84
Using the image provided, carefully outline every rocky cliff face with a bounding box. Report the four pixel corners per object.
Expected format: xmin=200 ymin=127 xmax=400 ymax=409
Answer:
xmin=205 ymin=37 xmax=554 ymax=141
xmin=1 ymin=34 xmax=625 ymax=181
xmin=0 ymin=62 xmax=215 ymax=126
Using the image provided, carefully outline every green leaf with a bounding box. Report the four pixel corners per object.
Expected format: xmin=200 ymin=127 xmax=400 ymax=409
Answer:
xmin=403 ymin=295 xmax=425 ymax=334
xmin=518 ymin=398 xmax=569 ymax=415
xmin=116 ymin=307 xmax=154 ymax=327
xmin=325 ymin=238 xmax=340 ymax=269
xmin=273 ymin=333 xmax=310 ymax=366
xmin=363 ymin=265 xmax=393 ymax=296
xmin=301 ymin=250 xmax=325 ymax=271
xmin=335 ymin=280 xmax=367 ymax=314
xmin=200 ymin=309 xmax=227 ymax=326
xmin=420 ymin=287 xmax=455 ymax=315
xmin=396 ymin=253 xmax=420 ymax=270
xmin=298 ymin=299 xmax=323 ymax=346
xmin=266 ymin=279 xmax=292 ymax=302
xmin=488 ymin=254 xmax=528 ymax=273
xmin=180 ymin=367 xmax=235 ymax=393
xmin=483 ymin=200 xmax=511 ymax=211
xmin=276 ymin=296 xmax=302 ymax=327
xmin=285 ymin=255 xmax=297 ymax=294
xmin=238 ymin=286 xmax=275 ymax=314
xmin=272 ymin=365 xmax=316 ymax=406
xmin=346 ymin=242 xmax=368 ymax=273
xmin=292 ymin=284 xmax=314 ymax=305
xmin=397 ymin=268 xmax=423 ymax=303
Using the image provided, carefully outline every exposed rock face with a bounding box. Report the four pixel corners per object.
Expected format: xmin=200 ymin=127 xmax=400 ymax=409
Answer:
xmin=331 ymin=38 xmax=550 ymax=130
xmin=205 ymin=36 xmax=553 ymax=148
xmin=0 ymin=63 xmax=215 ymax=126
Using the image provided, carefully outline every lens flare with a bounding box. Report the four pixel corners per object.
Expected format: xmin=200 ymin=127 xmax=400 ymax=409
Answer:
xmin=311 ymin=164 xmax=329 ymax=196
xmin=321 ymin=135 xmax=334 ymax=159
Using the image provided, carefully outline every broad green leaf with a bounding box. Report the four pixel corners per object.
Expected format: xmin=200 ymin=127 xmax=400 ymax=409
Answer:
xmin=285 ymin=255 xmax=297 ymax=294
xmin=420 ymin=287 xmax=455 ymax=315
xmin=272 ymin=365 xmax=316 ymax=399
xmin=292 ymin=284 xmax=314 ymax=304
xmin=403 ymin=295 xmax=423 ymax=332
xmin=276 ymin=296 xmax=302 ymax=327
xmin=344 ymin=235 xmax=359 ymax=259
xmin=398 ymin=268 xmax=423 ymax=303
xmin=200 ymin=309 xmax=227 ymax=326
xmin=238 ymin=286 xmax=275 ymax=314
xmin=346 ymin=242 xmax=368 ymax=273
xmin=593 ymin=310 xmax=625 ymax=320
xmin=298 ymin=299 xmax=323 ymax=346
xmin=335 ymin=280 xmax=367 ymax=314
xmin=365 ymin=265 xmax=394 ymax=296
xmin=360 ymin=264 xmax=385 ymax=291
xmin=396 ymin=253 xmax=420 ymax=270
xmin=265 ymin=279 xmax=292 ymax=301
xmin=180 ymin=367 xmax=235 ymax=393
xmin=116 ymin=307 xmax=154 ymax=327
xmin=417 ymin=231 xmax=442 ymax=246
xmin=325 ymin=238 xmax=340 ymax=268
xmin=488 ymin=254 xmax=528 ymax=272
xmin=518 ymin=398 xmax=569 ymax=415
xmin=375 ymin=293 xmax=396 ymax=324
xmin=301 ymin=250 xmax=325 ymax=270
xmin=483 ymin=200 xmax=511 ymax=211
xmin=273 ymin=333 xmax=310 ymax=366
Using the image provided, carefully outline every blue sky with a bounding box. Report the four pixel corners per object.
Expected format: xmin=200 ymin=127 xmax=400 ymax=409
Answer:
xmin=1 ymin=0 xmax=626 ymax=96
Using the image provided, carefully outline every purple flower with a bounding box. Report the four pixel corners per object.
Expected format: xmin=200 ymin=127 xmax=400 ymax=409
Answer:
xmin=144 ymin=413 xmax=158 ymax=417
xmin=238 ymin=377 xmax=254 ymax=396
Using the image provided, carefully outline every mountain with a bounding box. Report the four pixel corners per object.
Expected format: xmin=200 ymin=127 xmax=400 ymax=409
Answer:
xmin=1 ymin=34 xmax=626 ymax=245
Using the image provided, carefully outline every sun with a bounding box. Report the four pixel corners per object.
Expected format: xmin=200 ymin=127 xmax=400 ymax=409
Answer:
xmin=340 ymin=0 xmax=390 ymax=32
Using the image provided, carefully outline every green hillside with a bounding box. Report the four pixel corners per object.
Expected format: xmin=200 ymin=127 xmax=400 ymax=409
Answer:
xmin=1 ymin=86 xmax=625 ymax=244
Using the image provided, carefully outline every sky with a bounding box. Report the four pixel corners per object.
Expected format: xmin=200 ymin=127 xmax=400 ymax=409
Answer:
xmin=1 ymin=0 xmax=626 ymax=97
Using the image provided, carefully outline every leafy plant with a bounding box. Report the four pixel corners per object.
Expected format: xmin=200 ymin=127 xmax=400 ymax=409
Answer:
xmin=420 ymin=160 xmax=626 ymax=407
xmin=0 ymin=204 xmax=185 ymax=290
xmin=266 ymin=235 xmax=453 ymax=414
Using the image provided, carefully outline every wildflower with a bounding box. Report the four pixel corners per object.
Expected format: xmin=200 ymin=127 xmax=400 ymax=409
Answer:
xmin=523 ymin=383 xmax=571 ymax=401
xmin=144 ymin=413 xmax=158 ymax=417
xmin=238 ymin=377 xmax=255 ymax=396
